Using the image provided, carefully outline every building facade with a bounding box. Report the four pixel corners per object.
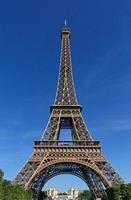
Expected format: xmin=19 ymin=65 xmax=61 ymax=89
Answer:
xmin=46 ymin=188 xmax=82 ymax=200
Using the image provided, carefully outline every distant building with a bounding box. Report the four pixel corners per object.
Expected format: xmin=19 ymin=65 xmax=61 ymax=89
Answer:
xmin=47 ymin=188 xmax=58 ymax=198
xmin=46 ymin=188 xmax=82 ymax=200
xmin=67 ymin=188 xmax=82 ymax=199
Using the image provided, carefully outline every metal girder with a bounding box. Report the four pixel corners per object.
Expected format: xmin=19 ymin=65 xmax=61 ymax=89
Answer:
xmin=30 ymin=163 xmax=106 ymax=199
xmin=13 ymin=24 xmax=124 ymax=200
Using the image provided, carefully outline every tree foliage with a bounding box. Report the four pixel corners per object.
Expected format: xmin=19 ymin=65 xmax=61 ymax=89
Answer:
xmin=1 ymin=168 xmax=131 ymax=200
xmin=102 ymin=184 xmax=131 ymax=200
xmin=77 ymin=190 xmax=91 ymax=200
xmin=0 ymin=169 xmax=32 ymax=200
xmin=38 ymin=190 xmax=51 ymax=200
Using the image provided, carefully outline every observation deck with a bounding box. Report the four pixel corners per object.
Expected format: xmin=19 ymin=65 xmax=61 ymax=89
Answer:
xmin=34 ymin=140 xmax=100 ymax=147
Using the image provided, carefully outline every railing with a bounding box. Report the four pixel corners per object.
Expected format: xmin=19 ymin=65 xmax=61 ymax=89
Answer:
xmin=34 ymin=140 xmax=100 ymax=147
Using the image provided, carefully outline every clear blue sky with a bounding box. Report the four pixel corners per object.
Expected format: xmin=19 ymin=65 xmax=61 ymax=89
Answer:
xmin=0 ymin=0 xmax=131 ymax=192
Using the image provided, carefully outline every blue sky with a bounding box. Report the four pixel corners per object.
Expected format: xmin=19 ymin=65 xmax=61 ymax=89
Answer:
xmin=0 ymin=0 xmax=131 ymax=192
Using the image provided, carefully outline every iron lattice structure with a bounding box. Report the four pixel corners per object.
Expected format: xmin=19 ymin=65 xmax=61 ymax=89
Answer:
xmin=13 ymin=24 xmax=124 ymax=200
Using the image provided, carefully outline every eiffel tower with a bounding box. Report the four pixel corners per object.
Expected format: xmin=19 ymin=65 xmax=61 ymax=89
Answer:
xmin=13 ymin=22 xmax=124 ymax=200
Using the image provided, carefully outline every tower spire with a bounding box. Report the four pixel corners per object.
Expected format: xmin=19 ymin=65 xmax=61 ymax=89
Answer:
xmin=54 ymin=25 xmax=78 ymax=106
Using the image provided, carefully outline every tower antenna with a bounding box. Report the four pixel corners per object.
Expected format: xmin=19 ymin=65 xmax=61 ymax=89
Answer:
xmin=65 ymin=19 xmax=67 ymax=26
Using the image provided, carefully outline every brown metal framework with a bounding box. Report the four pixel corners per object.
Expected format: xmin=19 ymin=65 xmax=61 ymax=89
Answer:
xmin=13 ymin=24 xmax=124 ymax=200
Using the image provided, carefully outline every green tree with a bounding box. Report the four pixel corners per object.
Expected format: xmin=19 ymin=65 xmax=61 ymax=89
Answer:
xmin=77 ymin=190 xmax=91 ymax=200
xmin=103 ymin=184 xmax=131 ymax=200
xmin=0 ymin=180 xmax=12 ymax=200
xmin=106 ymin=185 xmax=120 ymax=200
xmin=25 ymin=189 xmax=32 ymax=200
xmin=39 ymin=190 xmax=51 ymax=200
xmin=120 ymin=184 xmax=131 ymax=200
xmin=0 ymin=168 xmax=32 ymax=200
xmin=0 ymin=169 xmax=4 ymax=182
